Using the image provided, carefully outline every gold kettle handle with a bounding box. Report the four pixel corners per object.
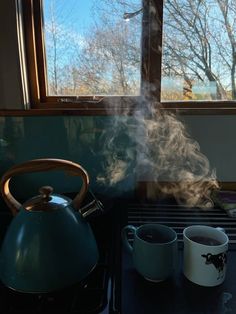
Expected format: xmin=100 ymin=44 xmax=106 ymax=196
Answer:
xmin=1 ymin=158 xmax=89 ymax=216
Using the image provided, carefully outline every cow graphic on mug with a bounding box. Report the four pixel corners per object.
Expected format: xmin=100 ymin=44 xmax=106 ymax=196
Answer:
xmin=201 ymin=252 xmax=227 ymax=279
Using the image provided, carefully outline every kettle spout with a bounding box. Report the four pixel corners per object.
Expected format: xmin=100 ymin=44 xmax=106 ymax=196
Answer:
xmin=79 ymin=199 xmax=104 ymax=219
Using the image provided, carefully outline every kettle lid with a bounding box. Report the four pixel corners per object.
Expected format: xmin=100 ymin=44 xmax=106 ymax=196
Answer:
xmin=23 ymin=186 xmax=71 ymax=212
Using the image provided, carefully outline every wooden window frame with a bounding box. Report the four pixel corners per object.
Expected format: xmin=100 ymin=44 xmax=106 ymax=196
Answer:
xmin=21 ymin=0 xmax=236 ymax=115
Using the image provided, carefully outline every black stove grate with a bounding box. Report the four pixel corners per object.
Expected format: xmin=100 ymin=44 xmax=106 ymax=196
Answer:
xmin=0 ymin=248 xmax=110 ymax=314
xmin=126 ymin=203 xmax=236 ymax=246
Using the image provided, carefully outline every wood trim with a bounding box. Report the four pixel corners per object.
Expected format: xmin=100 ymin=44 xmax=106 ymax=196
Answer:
xmin=162 ymin=100 xmax=236 ymax=108
xmin=141 ymin=0 xmax=163 ymax=101
xmin=175 ymin=108 xmax=236 ymax=115
xmin=150 ymin=0 xmax=163 ymax=101
xmin=33 ymin=0 xmax=47 ymax=101
xmin=38 ymin=95 xmax=140 ymax=105
xmin=136 ymin=181 xmax=236 ymax=200
xmin=0 ymin=109 xmax=110 ymax=116
xmin=22 ymin=0 xmax=47 ymax=105
xmin=163 ymin=100 xmax=236 ymax=115
xmin=218 ymin=182 xmax=236 ymax=191
xmin=1 ymin=106 xmax=236 ymax=116
xmin=21 ymin=0 xmax=40 ymax=104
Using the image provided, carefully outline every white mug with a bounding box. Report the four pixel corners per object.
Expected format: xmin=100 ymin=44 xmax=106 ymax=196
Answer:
xmin=183 ymin=225 xmax=228 ymax=287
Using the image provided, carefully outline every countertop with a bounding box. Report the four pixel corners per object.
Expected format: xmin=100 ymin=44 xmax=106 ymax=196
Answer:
xmin=121 ymin=249 xmax=236 ymax=314
xmin=115 ymin=200 xmax=236 ymax=314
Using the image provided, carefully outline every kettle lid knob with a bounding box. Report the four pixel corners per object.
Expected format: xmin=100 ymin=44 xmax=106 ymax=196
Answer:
xmin=39 ymin=186 xmax=53 ymax=201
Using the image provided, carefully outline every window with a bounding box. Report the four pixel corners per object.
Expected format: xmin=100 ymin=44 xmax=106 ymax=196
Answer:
xmin=22 ymin=0 xmax=236 ymax=113
xmin=162 ymin=0 xmax=236 ymax=103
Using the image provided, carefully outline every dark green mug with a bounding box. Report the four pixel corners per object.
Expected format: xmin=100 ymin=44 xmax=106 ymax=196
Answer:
xmin=122 ymin=224 xmax=178 ymax=282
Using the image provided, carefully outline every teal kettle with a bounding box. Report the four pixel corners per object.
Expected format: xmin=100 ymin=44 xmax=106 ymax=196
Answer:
xmin=0 ymin=158 xmax=99 ymax=293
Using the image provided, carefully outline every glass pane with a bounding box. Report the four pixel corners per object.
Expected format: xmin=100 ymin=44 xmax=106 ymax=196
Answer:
xmin=161 ymin=0 xmax=236 ymax=101
xmin=43 ymin=0 xmax=142 ymax=96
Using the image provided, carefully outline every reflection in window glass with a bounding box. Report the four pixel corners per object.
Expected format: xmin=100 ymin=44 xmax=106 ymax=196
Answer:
xmin=43 ymin=0 xmax=142 ymax=97
xmin=162 ymin=0 xmax=236 ymax=101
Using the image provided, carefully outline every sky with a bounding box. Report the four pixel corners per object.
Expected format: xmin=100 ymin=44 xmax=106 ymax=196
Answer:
xmin=43 ymin=0 xmax=142 ymax=66
xmin=43 ymin=0 xmax=94 ymax=33
xmin=43 ymin=0 xmax=142 ymax=34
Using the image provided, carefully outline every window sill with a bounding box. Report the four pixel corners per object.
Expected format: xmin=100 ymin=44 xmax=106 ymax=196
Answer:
xmin=1 ymin=100 xmax=236 ymax=116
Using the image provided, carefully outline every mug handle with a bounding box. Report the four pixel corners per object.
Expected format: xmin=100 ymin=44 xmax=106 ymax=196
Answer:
xmin=121 ymin=225 xmax=137 ymax=253
xmin=216 ymin=227 xmax=226 ymax=234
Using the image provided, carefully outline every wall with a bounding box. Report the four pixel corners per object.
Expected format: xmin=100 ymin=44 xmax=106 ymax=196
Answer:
xmin=183 ymin=115 xmax=236 ymax=182
xmin=0 ymin=116 xmax=136 ymax=200
xmin=0 ymin=0 xmax=24 ymax=109
xmin=0 ymin=114 xmax=235 ymax=200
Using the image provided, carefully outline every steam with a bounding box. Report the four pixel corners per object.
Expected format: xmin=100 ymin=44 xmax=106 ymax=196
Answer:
xmin=97 ymin=99 xmax=219 ymax=208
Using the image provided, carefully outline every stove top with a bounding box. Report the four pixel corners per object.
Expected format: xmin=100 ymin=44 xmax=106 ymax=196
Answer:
xmin=0 ymin=193 xmax=115 ymax=314
xmin=0 ymin=248 xmax=110 ymax=314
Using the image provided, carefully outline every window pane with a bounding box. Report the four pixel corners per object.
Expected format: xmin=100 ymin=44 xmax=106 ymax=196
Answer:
xmin=42 ymin=0 xmax=142 ymax=97
xmin=161 ymin=0 xmax=236 ymax=101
